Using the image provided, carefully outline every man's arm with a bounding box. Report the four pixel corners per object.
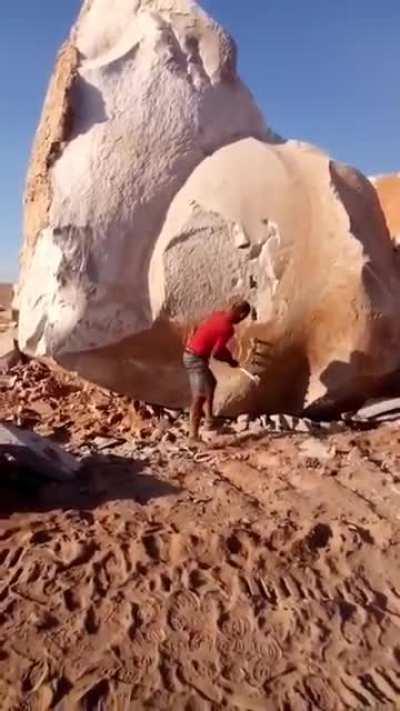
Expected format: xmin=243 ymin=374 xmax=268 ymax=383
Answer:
xmin=212 ymin=336 xmax=238 ymax=367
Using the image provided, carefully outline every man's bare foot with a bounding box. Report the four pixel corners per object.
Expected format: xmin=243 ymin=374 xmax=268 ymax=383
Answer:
xmin=188 ymin=440 xmax=205 ymax=450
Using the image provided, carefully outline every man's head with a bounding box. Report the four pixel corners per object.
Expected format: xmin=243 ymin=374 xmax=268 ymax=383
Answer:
xmin=230 ymin=300 xmax=251 ymax=323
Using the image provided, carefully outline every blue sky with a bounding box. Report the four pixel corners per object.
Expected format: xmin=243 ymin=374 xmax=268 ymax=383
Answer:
xmin=1 ymin=0 xmax=399 ymax=282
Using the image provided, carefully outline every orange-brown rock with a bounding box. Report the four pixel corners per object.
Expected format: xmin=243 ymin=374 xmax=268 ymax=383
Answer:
xmin=370 ymin=173 xmax=400 ymax=241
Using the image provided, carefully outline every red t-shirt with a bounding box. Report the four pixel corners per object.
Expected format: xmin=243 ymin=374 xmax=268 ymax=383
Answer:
xmin=186 ymin=311 xmax=237 ymax=365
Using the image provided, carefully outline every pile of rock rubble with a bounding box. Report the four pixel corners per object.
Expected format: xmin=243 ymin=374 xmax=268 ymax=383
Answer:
xmin=2 ymin=348 xmax=399 ymax=489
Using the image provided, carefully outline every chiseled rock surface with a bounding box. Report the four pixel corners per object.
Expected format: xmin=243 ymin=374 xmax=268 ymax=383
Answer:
xmin=16 ymin=0 xmax=400 ymax=415
xmin=150 ymin=139 xmax=400 ymax=414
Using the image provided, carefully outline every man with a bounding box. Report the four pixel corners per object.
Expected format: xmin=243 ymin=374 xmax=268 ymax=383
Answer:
xmin=183 ymin=300 xmax=251 ymax=441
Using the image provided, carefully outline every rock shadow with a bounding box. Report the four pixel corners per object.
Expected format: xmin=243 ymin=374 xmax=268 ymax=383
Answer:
xmin=70 ymin=77 xmax=108 ymax=138
xmin=61 ymin=315 xmax=193 ymax=409
xmin=224 ymin=340 xmax=311 ymax=417
xmin=305 ymin=350 xmax=400 ymax=420
xmin=0 ymin=454 xmax=181 ymax=515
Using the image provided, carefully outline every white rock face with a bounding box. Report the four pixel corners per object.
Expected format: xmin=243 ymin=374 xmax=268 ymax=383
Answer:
xmin=19 ymin=0 xmax=267 ymax=355
xmin=17 ymin=0 xmax=400 ymax=415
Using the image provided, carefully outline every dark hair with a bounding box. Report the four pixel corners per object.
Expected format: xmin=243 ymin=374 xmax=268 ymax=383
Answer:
xmin=230 ymin=299 xmax=251 ymax=322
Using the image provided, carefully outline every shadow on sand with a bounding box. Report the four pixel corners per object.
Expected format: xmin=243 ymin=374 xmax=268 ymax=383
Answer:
xmin=0 ymin=454 xmax=181 ymax=516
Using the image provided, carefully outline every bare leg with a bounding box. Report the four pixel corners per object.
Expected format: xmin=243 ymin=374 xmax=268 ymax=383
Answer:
xmin=204 ymin=381 xmax=216 ymax=429
xmin=189 ymin=395 xmax=205 ymax=441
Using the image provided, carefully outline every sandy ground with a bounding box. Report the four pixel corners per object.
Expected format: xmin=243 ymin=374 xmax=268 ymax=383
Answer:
xmin=1 ymin=314 xmax=400 ymax=708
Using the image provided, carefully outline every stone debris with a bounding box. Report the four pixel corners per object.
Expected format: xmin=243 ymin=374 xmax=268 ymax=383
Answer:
xmin=236 ymin=412 xmax=346 ymax=435
xmin=0 ymin=359 xmax=148 ymax=445
xmin=0 ymin=354 xmax=367 ymax=476
xmin=163 ymin=409 xmax=181 ymax=421
xmin=235 ymin=414 xmax=250 ymax=433
xmin=351 ymin=397 xmax=400 ymax=422
xmin=90 ymin=436 xmax=124 ymax=451
xmin=0 ymin=422 xmax=78 ymax=482
xmin=0 ymin=301 xmax=381 ymax=494
xmin=373 ymin=412 xmax=400 ymax=423
xmin=298 ymin=437 xmax=336 ymax=462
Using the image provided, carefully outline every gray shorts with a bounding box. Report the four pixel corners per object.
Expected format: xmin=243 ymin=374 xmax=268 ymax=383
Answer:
xmin=183 ymin=351 xmax=216 ymax=397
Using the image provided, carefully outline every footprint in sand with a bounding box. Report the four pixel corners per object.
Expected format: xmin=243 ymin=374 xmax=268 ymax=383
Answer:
xmin=168 ymin=590 xmax=201 ymax=632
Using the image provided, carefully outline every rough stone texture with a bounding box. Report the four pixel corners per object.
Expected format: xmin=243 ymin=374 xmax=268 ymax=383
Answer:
xmin=17 ymin=0 xmax=400 ymax=415
xmin=370 ymin=173 xmax=400 ymax=243
xmin=20 ymin=45 xmax=80 ymax=283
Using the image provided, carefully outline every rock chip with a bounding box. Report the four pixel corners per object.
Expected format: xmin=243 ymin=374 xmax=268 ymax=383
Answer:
xmin=235 ymin=414 xmax=250 ymax=433
xmin=299 ymin=438 xmax=335 ymax=462
xmin=353 ymin=397 xmax=400 ymax=422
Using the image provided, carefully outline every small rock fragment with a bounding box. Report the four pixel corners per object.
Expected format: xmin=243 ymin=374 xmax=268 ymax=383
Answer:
xmin=235 ymin=414 xmax=250 ymax=433
xmin=0 ymin=422 xmax=79 ymax=481
xmin=163 ymin=409 xmax=181 ymax=421
xmin=353 ymin=398 xmax=400 ymax=421
xmin=299 ymin=437 xmax=335 ymax=462
xmin=258 ymin=415 xmax=270 ymax=428
xmin=92 ymin=436 xmax=123 ymax=451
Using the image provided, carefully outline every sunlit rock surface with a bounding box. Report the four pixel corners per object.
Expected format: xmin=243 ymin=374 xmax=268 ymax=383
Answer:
xmin=17 ymin=0 xmax=400 ymax=415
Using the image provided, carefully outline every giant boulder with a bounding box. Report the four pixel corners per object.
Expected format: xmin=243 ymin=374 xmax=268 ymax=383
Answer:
xmin=17 ymin=0 xmax=400 ymax=415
